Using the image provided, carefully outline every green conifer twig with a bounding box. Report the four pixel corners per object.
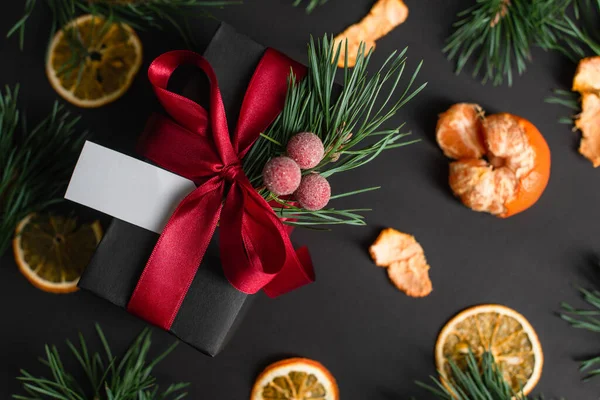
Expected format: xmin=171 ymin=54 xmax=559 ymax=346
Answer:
xmin=242 ymin=36 xmax=426 ymax=227
xmin=444 ymin=0 xmax=574 ymax=86
xmin=561 ymin=258 xmax=600 ymax=381
xmin=0 ymin=85 xmax=87 ymax=255
xmin=13 ymin=324 xmax=188 ymax=399
xmin=416 ymin=351 xmax=530 ymax=399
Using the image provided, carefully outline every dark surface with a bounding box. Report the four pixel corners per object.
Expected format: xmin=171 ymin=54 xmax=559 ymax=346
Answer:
xmin=1 ymin=1 xmax=600 ymax=399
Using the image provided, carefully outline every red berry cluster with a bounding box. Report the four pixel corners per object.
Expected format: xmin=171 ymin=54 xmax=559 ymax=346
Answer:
xmin=262 ymin=132 xmax=331 ymax=211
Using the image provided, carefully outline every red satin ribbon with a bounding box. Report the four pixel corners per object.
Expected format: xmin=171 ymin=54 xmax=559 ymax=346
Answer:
xmin=126 ymin=49 xmax=315 ymax=330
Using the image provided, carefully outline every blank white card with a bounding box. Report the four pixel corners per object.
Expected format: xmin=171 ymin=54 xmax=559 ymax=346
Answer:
xmin=65 ymin=141 xmax=197 ymax=234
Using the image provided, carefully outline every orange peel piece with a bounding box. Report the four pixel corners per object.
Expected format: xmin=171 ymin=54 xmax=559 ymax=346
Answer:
xmin=573 ymin=56 xmax=600 ymax=93
xmin=333 ymin=0 xmax=408 ymax=68
xmin=369 ymin=228 xmax=432 ymax=297
xmin=572 ymin=57 xmax=600 ymax=167
xmin=575 ymin=92 xmax=600 ymax=167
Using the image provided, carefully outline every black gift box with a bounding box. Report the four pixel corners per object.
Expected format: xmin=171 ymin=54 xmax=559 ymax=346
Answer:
xmin=79 ymin=23 xmax=284 ymax=356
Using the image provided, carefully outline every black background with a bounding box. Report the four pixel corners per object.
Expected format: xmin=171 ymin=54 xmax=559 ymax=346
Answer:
xmin=1 ymin=1 xmax=600 ymax=399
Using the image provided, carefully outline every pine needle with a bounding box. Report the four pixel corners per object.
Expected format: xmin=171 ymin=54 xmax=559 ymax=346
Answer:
xmin=0 ymin=85 xmax=87 ymax=255
xmin=242 ymin=36 xmax=426 ymax=227
xmin=13 ymin=324 xmax=188 ymax=399
xmin=292 ymin=0 xmax=329 ymax=14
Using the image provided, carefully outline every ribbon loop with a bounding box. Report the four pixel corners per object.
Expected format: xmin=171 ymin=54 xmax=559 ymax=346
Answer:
xmin=126 ymin=48 xmax=315 ymax=330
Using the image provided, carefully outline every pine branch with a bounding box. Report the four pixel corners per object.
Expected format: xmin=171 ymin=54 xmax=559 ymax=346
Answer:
xmin=416 ymin=351 xmax=529 ymax=399
xmin=561 ymin=259 xmax=600 ymax=381
xmin=0 ymin=85 xmax=87 ymax=256
xmin=444 ymin=0 xmax=574 ymax=86
xmin=292 ymin=0 xmax=329 ymax=13
xmin=8 ymin=0 xmax=241 ymax=50
xmin=242 ymin=36 xmax=426 ymax=227
xmin=13 ymin=324 xmax=188 ymax=399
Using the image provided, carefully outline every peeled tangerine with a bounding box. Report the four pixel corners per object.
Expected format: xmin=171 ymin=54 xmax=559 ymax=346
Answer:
xmin=369 ymin=228 xmax=432 ymax=298
xmin=436 ymin=104 xmax=551 ymax=218
xmin=573 ymin=57 xmax=600 ymax=167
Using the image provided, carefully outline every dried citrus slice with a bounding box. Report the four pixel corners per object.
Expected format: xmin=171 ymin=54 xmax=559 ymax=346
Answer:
xmin=437 ymin=105 xmax=551 ymax=218
xmin=435 ymin=304 xmax=543 ymax=395
xmin=250 ymin=358 xmax=339 ymax=400
xmin=46 ymin=14 xmax=142 ymax=108
xmin=13 ymin=213 xmax=102 ymax=293
xmin=369 ymin=228 xmax=432 ymax=297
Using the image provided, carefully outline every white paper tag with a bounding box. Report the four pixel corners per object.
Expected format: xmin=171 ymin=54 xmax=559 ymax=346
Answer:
xmin=65 ymin=141 xmax=197 ymax=234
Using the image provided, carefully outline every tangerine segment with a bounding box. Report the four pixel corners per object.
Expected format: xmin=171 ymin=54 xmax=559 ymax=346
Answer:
xmin=572 ymin=56 xmax=600 ymax=93
xmin=250 ymin=358 xmax=339 ymax=400
xmin=436 ymin=103 xmax=486 ymax=159
xmin=435 ymin=304 xmax=543 ymax=395
xmin=46 ymin=15 xmax=142 ymax=108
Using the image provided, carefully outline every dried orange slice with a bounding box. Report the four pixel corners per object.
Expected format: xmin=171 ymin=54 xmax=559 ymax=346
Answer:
xmin=250 ymin=358 xmax=339 ymax=400
xmin=369 ymin=228 xmax=432 ymax=297
xmin=437 ymin=104 xmax=551 ymax=218
xmin=46 ymin=14 xmax=142 ymax=108
xmin=435 ymin=304 xmax=543 ymax=396
xmin=13 ymin=213 xmax=102 ymax=293
xmin=333 ymin=0 xmax=408 ymax=67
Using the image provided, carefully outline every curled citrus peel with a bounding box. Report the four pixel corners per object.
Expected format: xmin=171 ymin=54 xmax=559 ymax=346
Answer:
xmin=437 ymin=104 xmax=550 ymax=218
xmin=333 ymin=0 xmax=408 ymax=68
xmin=573 ymin=57 xmax=600 ymax=167
xmin=369 ymin=228 xmax=432 ymax=298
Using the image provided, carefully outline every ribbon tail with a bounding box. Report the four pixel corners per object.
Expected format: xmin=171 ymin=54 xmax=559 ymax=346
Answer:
xmin=127 ymin=177 xmax=224 ymax=330
xmin=263 ymin=242 xmax=315 ymax=298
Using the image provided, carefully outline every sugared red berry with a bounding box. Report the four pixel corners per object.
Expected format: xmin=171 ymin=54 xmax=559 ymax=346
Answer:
xmin=262 ymin=156 xmax=301 ymax=196
xmin=294 ymin=173 xmax=331 ymax=211
xmin=286 ymin=132 xmax=324 ymax=169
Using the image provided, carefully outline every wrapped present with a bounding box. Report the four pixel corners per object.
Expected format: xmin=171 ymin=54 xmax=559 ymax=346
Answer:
xmin=66 ymin=23 xmax=316 ymax=356
xmin=66 ymin=20 xmax=424 ymax=357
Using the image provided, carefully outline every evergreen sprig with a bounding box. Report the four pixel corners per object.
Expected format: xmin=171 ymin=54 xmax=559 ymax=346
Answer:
xmin=292 ymin=0 xmax=329 ymax=14
xmin=8 ymin=0 xmax=241 ymax=50
xmin=242 ymin=36 xmax=425 ymax=227
xmin=13 ymin=324 xmax=188 ymax=400
xmin=561 ymin=259 xmax=600 ymax=381
xmin=417 ymin=351 xmax=529 ymax=399
xmin=444 ymin=0 xmax=574 ymax=86
xmin=0 ymin=85 xmax=87 ymax=255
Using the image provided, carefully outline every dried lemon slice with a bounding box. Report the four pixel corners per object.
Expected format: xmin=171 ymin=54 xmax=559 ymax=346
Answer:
xmin=435 ymin=304 xmax=543 ymax=395
xmin=13 ymin=213 xmax=102 ymax=293
xmin=250 ymin=358 xmax=339 ymax=400
xmin=46 ymin=14 xmax=142 ymax=108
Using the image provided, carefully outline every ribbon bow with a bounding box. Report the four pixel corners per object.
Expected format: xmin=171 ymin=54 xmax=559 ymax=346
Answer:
xmin=126 ymin=49 xmax=314 ymax=330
